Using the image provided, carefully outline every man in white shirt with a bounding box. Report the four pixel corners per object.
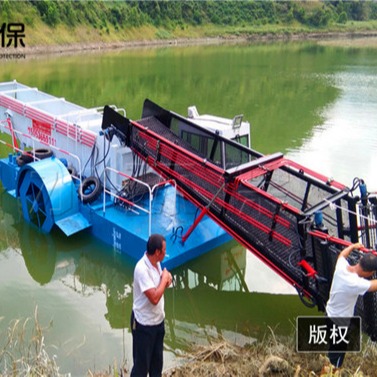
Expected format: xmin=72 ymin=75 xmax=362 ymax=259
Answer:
xmin=131 ymin=234 xmax=172 ymax=377
xmin=326 ymin=242 xmax=377 ymax=369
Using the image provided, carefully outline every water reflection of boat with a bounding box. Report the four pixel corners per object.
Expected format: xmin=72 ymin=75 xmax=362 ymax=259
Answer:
xmin=173 ymin=241 xmax=247 ymax=292
xmin=16 ymin=231 xmax=309 ymax=347
xmin=19 ymin=223 xmax=57 ymax=285
xmin=166 ymin=243 xmax=313 ymax=347
xmin=2 ymin=191 xmax=307 ymax=346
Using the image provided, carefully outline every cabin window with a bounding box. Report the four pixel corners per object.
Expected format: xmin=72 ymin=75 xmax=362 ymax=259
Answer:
xmin=232 ymin=135 xmax=249 ymax=148
xmin=225 ymin=143 xmax=250 ymax=169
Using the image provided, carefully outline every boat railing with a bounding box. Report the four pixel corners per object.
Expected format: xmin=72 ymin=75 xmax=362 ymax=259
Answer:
xmin=103 ymin=166 xmax=176 ymax=236
xmin=356 ymin=192 xmax=377 ymax=249
xmin=55 ymin=105 xmax=126 ymax=128
xmin=0 ymin=118 xmax=83 ymax=184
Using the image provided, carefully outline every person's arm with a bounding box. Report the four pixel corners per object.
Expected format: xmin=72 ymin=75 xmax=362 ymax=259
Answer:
xmin=368 ymin=280 xmax=377 ymax=292
xmin=144 ymin=268 xmax=172 ymax=305
xmin=338 ymin=242 xmax=364 ymax=259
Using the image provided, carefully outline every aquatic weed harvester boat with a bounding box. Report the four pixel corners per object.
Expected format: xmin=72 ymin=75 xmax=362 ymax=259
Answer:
xmin=1 ymin=81 xmax=377 ymax=340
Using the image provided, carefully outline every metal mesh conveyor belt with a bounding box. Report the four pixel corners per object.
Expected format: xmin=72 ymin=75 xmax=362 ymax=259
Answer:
xmin=101 ymin=104 xmax=377 ymax=341
xmin=133 ymin=116 xmax=313 ymax=294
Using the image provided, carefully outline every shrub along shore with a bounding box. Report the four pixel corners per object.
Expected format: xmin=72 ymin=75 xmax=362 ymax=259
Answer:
xmin=2 ymin=0 xmax=377 ymax=55
xmin=17 ymin=28 xmax=377 ymax=58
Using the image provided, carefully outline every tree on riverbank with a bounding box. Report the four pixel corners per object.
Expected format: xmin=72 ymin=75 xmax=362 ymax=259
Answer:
xmin=4 ymin=1 xmax=377 ymax=28
xmin=2 ymin=0 xmax=377 ymax=47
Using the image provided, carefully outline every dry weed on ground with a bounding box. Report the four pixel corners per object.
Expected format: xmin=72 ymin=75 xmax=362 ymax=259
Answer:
xmin=161 ymin=329 xmax=377 ymax=377
xmin=2 ymin=312 xmax=377 ymax=377
xmin=0 ymin=307 xmax=63 ymax=377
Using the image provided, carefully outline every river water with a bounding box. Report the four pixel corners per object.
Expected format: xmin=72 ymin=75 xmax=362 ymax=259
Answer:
xmin=0 ymin=39 xmax=377 ymax=375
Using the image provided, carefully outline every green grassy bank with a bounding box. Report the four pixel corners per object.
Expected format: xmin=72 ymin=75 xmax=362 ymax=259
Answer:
xmin=2 ymin=0 xmax=377 ymax=50
xmin=18 ymin=20 xmax=377 ymax=48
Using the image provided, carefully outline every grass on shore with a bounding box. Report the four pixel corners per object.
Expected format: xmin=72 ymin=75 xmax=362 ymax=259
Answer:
xmin=20 ymin=19 xmax=377 ymax=48
xmin=160 ymin=325 xmax=377 ymax=377
xmin=0 ymin=307 xmax=62 ymax=377
xmin=2 ymin=310 xmax=377 ymax=377
xmin=5 ymin=0 xmax=377 ymax=48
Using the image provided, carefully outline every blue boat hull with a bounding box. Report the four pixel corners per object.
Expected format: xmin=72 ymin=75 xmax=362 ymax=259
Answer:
xmin=85 ymin=185 xmax=232 ymax=269
xmin=0 ymin=155 xmax=231 ymax=270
